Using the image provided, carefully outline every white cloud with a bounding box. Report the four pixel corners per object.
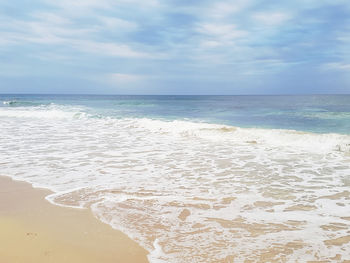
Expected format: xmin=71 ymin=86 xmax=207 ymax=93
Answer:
xmin=197 ymin=23 xmax=247 ymax=41
xmin=1 ymin=30 xmax=152 ymax=59
xmin=253 ymin=12 xmax=291 ymax=26
xmin=322 ymin=62 xmax=350 ymax=71
xmin=116 ymin=0 xmax=160 ymax=8
xmin=44 ymin=0 xmax=114 ymax=11
xmin=196 ymin=23 xmax=248 ymax=50
xmin=95 ymin=73 xmax=151 ymax=91
xmin=199 ymin=40 xmax=222 ymax=48
xmin=208 ymin=0 xmax=252 ymax=19
xmin=45 ymin=0 xmax=160 ymax=14
xmin=97 ymin=16 xmax=138 ymax=31
xmin=73 ymin=41 xmax=151 ymax=58
xmin=31 ymin=12 xmax=71 ymax=25
xmin=337 ymin=35 xmax=350 ymax=43
xmin=0 ymin=13 xmax=96 ymax=44
xmin=108 ymin=73 xmax=145 ymax=83
xmin=87 ymin=72 xmax=160 ymax=93
xmin=0 ymin=13 xmax=152 ymax=58
xmin=0 ymin=37 xmax=16 ymax=46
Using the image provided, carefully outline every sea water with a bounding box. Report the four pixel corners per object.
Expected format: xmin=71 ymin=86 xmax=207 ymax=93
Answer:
xmin=0 ymin=94 xmax=349 ymax=262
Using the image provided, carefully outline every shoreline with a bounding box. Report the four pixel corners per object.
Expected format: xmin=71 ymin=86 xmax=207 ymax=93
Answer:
xmin=0 ymin=176 xmax=149 ymax=263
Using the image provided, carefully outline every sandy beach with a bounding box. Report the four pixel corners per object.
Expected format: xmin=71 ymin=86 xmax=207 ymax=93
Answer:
xmin=0 ymin=176 xmax=149 ymax=263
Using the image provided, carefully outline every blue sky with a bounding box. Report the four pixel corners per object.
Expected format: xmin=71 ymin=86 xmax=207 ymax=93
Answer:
xmin=0 ymin=0 xmax=349 ymax=94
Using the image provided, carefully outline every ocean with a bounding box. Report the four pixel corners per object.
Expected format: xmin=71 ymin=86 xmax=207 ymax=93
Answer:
xmin=1 ymin=94 xmax=349 ymax=262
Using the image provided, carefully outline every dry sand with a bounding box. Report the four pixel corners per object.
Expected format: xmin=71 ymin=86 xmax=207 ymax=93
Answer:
xmin=0 ymin=176 xmax=149 ymax=263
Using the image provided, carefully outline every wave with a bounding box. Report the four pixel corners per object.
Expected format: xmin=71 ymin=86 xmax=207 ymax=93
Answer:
xmin=2 ymin=100 xmax=45 ymax=107
xmin=3 ymin=100 xmax=17 ymax=105
xmin=136 ymin=118 xmax=350 ymax=153
xmin=0 ymin=105 xmax=90 ymax=120
xmin=0 ymin=105 xmax=349 ymax=153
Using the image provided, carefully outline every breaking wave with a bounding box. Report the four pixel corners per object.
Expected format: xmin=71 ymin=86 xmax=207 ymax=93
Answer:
xmin=1 ymin=105 xmax=349 ymax=153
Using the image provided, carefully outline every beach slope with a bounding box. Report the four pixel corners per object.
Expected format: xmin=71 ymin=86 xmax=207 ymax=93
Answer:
xmin=0 ymin=176 xmax=149 ymax=263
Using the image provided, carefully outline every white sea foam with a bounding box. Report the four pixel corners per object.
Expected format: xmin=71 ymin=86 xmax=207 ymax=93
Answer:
xmin=0 ymin=105 xmax=89 ymax=120
xmin=136 ymin=118 xmax=350 ymax=153
xmin=0 ymin=106 xmax=349 ymax=153
xmin=3 ymin=100 xmax=16 ymax=105
xmin=1 ymin=105 xmax=350 ymax=262
xmin=147 ymin=239 xmax=169 ymax=263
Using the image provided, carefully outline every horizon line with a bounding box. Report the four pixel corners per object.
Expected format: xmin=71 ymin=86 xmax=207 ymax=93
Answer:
xmin=1 ymin=93 xmax=349 ymax=96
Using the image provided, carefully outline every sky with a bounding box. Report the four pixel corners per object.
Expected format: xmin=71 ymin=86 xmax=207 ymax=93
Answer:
xmin=0 ymin=0 xmax=350 ymax=95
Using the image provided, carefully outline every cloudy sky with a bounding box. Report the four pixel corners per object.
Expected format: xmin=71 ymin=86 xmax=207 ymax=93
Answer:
xmin=0 ymin=0 xmax=349 ymax=94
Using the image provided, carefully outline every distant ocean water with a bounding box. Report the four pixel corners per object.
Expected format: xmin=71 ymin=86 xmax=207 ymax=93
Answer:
xmin=2 ymin=94 xmax=350 ymax=133
xmin=1 ymin=94 xmax=350 ymax=262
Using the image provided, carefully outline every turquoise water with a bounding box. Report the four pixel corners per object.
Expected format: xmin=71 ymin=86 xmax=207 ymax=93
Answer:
xmin=1 ymin=94 xmax=350 ymax=134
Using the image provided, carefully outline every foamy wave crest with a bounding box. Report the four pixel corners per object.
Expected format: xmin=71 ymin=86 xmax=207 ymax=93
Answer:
xmin=1 ymin=105 xmax=349 ymax=153
xmin=0 ymin=105 xmax=89 ymax=120
xmin=2 ymin=100 xmax=45 ymax=107
xmin=136 ymin=118 xmax=350 ymax=153
xmin=3 ymin=100 xmax=17 ymax=105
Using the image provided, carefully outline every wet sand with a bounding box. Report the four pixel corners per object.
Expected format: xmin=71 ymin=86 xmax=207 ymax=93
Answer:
xmin=0 ymin=176 xmax=149 ymax=263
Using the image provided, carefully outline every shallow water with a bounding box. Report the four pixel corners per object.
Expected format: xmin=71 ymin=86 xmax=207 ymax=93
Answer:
xmin=1 ymin=95 xmax=349 ymax=262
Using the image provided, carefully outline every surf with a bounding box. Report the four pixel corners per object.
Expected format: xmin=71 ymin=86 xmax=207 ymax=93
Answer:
xmin=1 ymin=98 xmax=349 ymax=262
